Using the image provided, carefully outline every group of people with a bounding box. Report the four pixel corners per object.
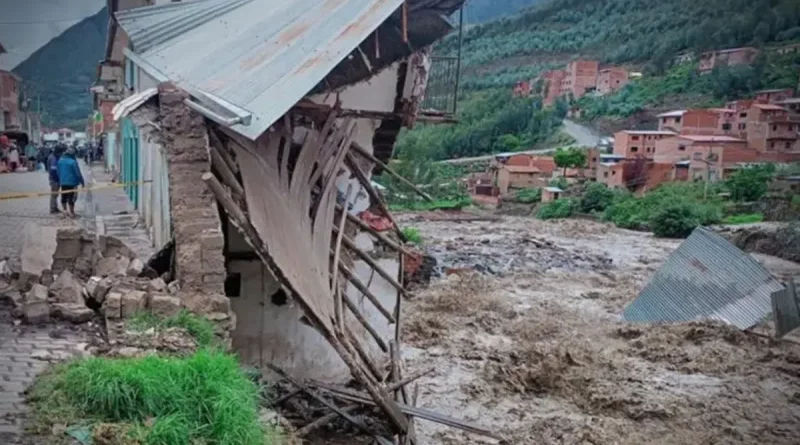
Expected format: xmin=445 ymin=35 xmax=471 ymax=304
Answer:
xmin=47 ymin=144 xmax=85 ymax=218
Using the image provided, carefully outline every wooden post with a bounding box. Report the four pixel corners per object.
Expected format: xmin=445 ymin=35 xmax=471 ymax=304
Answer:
xmin=349 ymin=143 xmax=434 ymax=202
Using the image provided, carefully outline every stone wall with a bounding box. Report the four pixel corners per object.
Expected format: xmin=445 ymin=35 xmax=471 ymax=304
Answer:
xmin=158 ymin=83 xmax=231 ymax=326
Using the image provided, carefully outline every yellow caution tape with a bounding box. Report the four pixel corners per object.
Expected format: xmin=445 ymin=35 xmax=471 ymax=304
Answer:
xmin=0 ymin=180 xmax=154 ymax=201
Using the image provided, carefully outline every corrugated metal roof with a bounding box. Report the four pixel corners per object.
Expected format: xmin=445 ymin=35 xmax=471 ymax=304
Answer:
xmin=112 ymin=87 xmax=158 ymax=121
xmin=772 ymin=279 xmax=799 ymax=338
xmin=623 ymin=228 xmax=784 ymax=330
xmin=116 ymin=0 xmax=404 ymax=140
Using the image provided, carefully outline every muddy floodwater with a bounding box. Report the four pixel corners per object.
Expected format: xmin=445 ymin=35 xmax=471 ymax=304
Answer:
xmin=397 ymin=213 xmax=800 ymax=445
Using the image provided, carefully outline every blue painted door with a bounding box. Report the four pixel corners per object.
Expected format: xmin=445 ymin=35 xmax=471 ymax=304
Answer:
xmin=121 ymin=118 xmax=140 ymax=209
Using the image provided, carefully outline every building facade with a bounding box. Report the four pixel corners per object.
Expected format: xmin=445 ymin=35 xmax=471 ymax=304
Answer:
xmin=0 ymin=70 xmax=21 ymax=131
xmin=698 ymin=47 xmax=760 ymax=73
xmin=613 ymin=130 xmax=675 ymax=158
xmin=560 ymin=59 xmax=599 ymax=99
xmin=596 ymin=67 xmax=629 ymax=95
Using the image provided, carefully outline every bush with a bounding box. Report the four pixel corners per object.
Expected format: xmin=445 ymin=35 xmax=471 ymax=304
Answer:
xmin=28 ymin=351 xmax=275 ymax=445
xmin=579 ymin=183 xmax=615 ymax=213
xmin=650 ymin=203 xmax=701 ymax=238
xmin=722 ymin=213 xmax=764 ymax=225
xmin=537 ymin=199 xmax=574 ymax=220
xmin=548 ymin=177 xmax=569 ymax=191
xmin=724 ymin=165 xmax=775 ymax=202
xmin=513 ymin=188 xmax=542 ymax=203
xmin=603 ymin=182 xmax=722 ymax=231
xmin=402 ymin=227 xmax=423 ymax=245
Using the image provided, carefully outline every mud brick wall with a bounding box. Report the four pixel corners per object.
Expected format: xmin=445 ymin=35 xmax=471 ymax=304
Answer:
xmin=158 ymin=83 xmax=226 ymax=295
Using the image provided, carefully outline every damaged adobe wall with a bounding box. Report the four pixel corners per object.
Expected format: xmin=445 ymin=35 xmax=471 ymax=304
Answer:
xmin=158 ymin=83 xmax=232 ymax=325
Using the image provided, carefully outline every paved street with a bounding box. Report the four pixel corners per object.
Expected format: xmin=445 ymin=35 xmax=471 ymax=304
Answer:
xmin=0 ymin=161 xmax=138 ymax=442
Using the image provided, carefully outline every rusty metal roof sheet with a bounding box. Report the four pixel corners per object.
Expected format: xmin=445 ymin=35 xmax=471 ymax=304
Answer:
xmin=772 ymin=279 xmax=799 ymax=337
xmin=623 ymin=228 xmax=784 ymax=330
xmin=116 ymin=0 xmax=404 ymax=140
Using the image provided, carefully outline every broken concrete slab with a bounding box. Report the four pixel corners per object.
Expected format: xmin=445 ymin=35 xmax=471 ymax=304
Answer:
xmin=90 ymin=277 xmax=114 ymax=305
xmin=50 ymin=303 xmax=94 ymax=324
xmin=97 ymin=234 xmax=134 ymax=260
xmin=19 ymin=224 xmax=59 ymax=290
xmin=121 ymin=290 xmax=148 ymax=318
xmin=94 ymin=254 xmax=131 ymax=278
xmin=49 ymin=270 xmax=84 ymax=304
xmin=23 ymin=284 xmax=50 ymax=324
xmin=127 ymin=258 xmax=144 ymax=277
xmin=150 ymin=294 xmax=182 ymax=317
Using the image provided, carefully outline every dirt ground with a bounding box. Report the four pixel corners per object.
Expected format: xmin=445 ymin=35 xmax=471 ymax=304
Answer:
xmin=396 ymin=213 xmax=800 ymax=445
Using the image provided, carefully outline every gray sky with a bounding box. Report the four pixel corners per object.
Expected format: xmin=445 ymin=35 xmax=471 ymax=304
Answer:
xmin=0 ymin=0 xmax=105 ymax=70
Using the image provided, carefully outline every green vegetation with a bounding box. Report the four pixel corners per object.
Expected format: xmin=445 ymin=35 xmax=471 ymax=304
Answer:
xmin=513 ymin=188 xmax=542 ymax=203
xmin=462 ymin=0 xmax=542 ymax=24
xmin=650 ymin=203 xmax=704 ymax=238
xmin=13 ymin=8 xmax=108 ymax=127
xmin=395 ymin=89 xmax=567 ymax=161
xmin=438 ymin=0 xmax=800 ymax=85
xmin=548 ymin=177 xmax=569 ymax=191
xmin=402 ymin=227 xmax=423 ymax=245
xmin=722 ymin=213 xmax=765 ymax=225
xmin=578 ymin=182 xmax=615 ymax=213
xmin=27 ymin=350 xmax=275 ymax=445
xmin=578 ymin=54 xmax=800 ymax=121
xmin=602 ymin=183 xmax=723 ymax=234
xmin=536 ymin=198 xmax=575 ymax=220
xmin=553 ymin=147 xmax=587 ymax=176
xmin=724 ymin=164 xmax=776 ymax=202
xmin=129 ymin=310 xmax=218 ymax=349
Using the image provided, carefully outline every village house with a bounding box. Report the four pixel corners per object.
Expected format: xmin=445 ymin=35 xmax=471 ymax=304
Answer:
xmin=613 ymin=130 xmax=675 ymax=158
xmin=542 ymin=69 xmax=567 ymax=106
xmin=541 ymin=186 xmax=563 ymax=203
xmin=596 ymin=161 xmax=625 ymax=188
xmin=776 ymin=97 xmax=800 ymax=114
xmin=560 ymin=59 xmax=599 ymax=99
xmin=654 ymin=134 xmax=749 ymax=181
xmin=754 ymin=88 xmax=795 ymax=104
xmin=0 ymin=69 xmax=21 ymax=131
xmin=109 ymin=0 xmax=465 ymax=402
xmin=595 ymin=66 xmax=629 ymax=95
xmin=493 ymin=164 xmax=543 ymax=195
xmin=698 ymin=47 xmax=760 ymax=74
xmin=512 ymin=80 xmax=532 ymax=98
xmin=746 ymin=103 xmax=800 ymax=153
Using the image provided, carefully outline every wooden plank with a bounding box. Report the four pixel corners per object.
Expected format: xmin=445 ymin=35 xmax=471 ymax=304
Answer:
xmin=337 ymin=258 xmax=398 ymax=321
xmin=349 ymin=143 xmax=433 ymax=202
xmin=344 ymin=153 xmax=407 ymax=242
xmin=335 ymin=228 xmax=407 ymax=297
xmin=331 ymin=185 xmax=353 ymax=327
xmin=312 ymin=383 xmax=502 ymax=440
xmin=337 ymin=205 xmax=415 ymax=257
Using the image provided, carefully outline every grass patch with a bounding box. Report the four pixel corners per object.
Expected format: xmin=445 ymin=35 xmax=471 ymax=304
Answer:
xmin=27 ymin=350 xmax=275 ymax=445
xmin=722 ymin=213 xmax=764 ymax=225
xmin=402 ymin=227 xmax=423 ymax=245
xmin=388 ymin=196 xmax=472 ymax=211
xmin=129 ymin=310 xmax=217 ymax=348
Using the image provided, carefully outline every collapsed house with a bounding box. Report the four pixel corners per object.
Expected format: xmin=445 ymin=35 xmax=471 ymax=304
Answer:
xmin=107 ymin=0 xmax=492 ymax=441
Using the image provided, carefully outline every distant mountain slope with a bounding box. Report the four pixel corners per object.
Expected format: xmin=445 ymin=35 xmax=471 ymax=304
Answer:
xmin=13 ymin=7 xmax=107 ymax=127
xmin=441 ymin=0 xmax=800 ymax=74
xmin=462 ymin=0 xmax=541 ymax=24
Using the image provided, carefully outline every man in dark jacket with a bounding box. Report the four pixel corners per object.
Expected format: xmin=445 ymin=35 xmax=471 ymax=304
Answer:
xmin=48 ymin=145 xmax=63 ymax=214
xmin=56 ymin=147 xmax=84 ymax=218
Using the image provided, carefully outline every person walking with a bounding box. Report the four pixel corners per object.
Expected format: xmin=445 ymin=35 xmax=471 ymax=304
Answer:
xmin=56 ymin=147 xmax=84 ymax=218
xmin=24 ymin=142 xmax=38 ymax=171
xmin=48 ymin=146 xmax=62 ymax=214
xmin=7 ymin=144 xmax=20 ymax=172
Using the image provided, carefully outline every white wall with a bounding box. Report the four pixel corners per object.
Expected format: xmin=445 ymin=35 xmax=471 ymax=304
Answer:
xmin=228 ymin=65 xmax=406 ymax=382
xmin=136 ymin=125 xmax=171 ymax=249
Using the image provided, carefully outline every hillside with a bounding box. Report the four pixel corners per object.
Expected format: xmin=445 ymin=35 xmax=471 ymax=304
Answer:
xmin=438 ymin=0 xmax=800 ymax=88
xmin=462 ymin=0 xmax=541 ymax=24
xmin=13 ymin=7 xmax=107 ymax=128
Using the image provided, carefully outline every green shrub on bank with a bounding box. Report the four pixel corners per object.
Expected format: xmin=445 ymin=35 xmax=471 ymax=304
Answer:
xmin=537 ymin=199 xmax=574 ymax=220
xmin=603 ymin=183 xmax=722 ymax=232
xmin=650 ymin=203 xmax=702 ymax=238
xmin=579 ymin=183 xmax=615 ymax=213
xmin=513 ymin=188 xmax=542 ymax=203
xmin=402 ymin=227 xmax=423 ymax=245
xmin=129 ymin=310 xmax=217 ymax=348
xmin=722 ymin=213 xmax=764 ymax=225
xmin=27 ymin=351 xmax=275 ymax=445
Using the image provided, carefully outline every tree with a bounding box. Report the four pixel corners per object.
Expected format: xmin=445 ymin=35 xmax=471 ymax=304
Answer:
xmin=651 ymin=203 xmax=701 ymax=238
xmin=579 ymin=183 xmax=615 ymax=213
xmin=724 ymin=165 xmax=775 ymax=202
xmin=553 ymin=147 xmax=587 ymax=176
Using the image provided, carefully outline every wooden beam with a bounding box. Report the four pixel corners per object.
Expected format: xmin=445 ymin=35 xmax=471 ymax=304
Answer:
xmin=209 ymin=143 xmax=245 ymax=197
xmin=337 ymin=205 xmax=415 ymax=257
xmin=331 ymin=185 xmax=353 ymax=328
xmin=349 ymin=144 xmax=434 ymax=203
xmin=335 ymin=231 xmax=407 ymax=298
xmin=345 ymin=153 xmax=407 ymax=242
xmin=341 ymin=286 xmax=389 ymax=352
xmin=208 ymin=128 xmax=239 ymax=173
xmin=336 ymin=256 xmax=397 ymax=323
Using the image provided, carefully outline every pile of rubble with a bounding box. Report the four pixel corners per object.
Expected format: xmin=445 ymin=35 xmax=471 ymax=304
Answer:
xmin=0 ymin=223 xmax=233 ymax=345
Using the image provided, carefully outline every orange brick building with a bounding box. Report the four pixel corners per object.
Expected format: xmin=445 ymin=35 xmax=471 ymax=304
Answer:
xmin=613 ymin=130 xmax=675 ymax=158
xmin=698 ymin=47 xmax=760 ymax=73
xmin=754 ymin=88 xmax=795 ymax=104
xmin=595 ymin=67 xmax=629 ymax=95
xmin=654 ymin=135 xmax=748 ymax=181
xmin=746 ymin=104 xmax=800 ymax=153
xmin=560 ymin=60 xmax=600 ymax=99
xmin=541 ymin=70 xmax=567 ymax=106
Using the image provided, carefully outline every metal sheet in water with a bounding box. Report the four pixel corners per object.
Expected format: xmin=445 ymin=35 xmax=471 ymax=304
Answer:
xmin=623 ymin=228 xmax=784 ymax=329
xmin=772 ymin=280 xmax=799 ymax=337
